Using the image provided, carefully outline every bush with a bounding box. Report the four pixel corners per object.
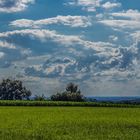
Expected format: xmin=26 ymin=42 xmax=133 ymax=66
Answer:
xmin=0 ymin=79 xmax=31 ymax=100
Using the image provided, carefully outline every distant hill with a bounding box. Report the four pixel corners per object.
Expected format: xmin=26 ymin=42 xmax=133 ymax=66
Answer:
xmin=86 ymin=96 xmax=140 ymax=104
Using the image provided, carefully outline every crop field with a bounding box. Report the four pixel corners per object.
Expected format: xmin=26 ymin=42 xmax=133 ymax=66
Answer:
xmin=0 ymin=107 xmax=139 ymax=140
xmin=0 ymin=100 xmax=139 ymax=107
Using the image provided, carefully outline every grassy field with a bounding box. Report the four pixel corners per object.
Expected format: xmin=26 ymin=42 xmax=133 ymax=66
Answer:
xmin=0 ymin=107 xmax=139 ymax=140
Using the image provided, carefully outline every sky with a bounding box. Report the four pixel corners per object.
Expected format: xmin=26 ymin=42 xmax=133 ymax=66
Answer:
xmin=0 ymin=0 xmax=140 ymax=96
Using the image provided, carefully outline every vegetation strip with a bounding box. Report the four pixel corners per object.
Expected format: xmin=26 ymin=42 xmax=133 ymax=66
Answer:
xmin=0 ymin=101 xmax=139 ymax=107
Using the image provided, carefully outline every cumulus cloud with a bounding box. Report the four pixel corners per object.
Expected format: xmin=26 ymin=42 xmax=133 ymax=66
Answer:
xmin=11 ymin=29 xmax=136 ymax=81
xmin=0 ymin=33 xmax=33 ymax=68
xmin=109 ymin=35 xmax=118 ymax=42
xmin=0 ymin=29 xmax=114 ymax=70
xmin=10 ymin=16 xmax=92 ymax=28
xmin=0 ymin=0 xmax=34 ymax=13
xmin=0 ymin=48 xmax=29 ymax=68
xmin=102 ymin=2 xmax=121 ymax=10
xmin=111 ymin=9 xmax=140 ymax=20
xmin=66 ymin=0 xmax=121 ymax=12
xmin=0 ymin=29 xmax=114 ymax=52
xmin=24 ymin=44 xmax=139 ymax=81
xmin=0 ymin=41 xmax=16 ymax=49
xmin=99 ymin=9 xmax=140 ymax=31
xmin=131 ymin=31 xmax=140 ymax=45
xmin=25 ymin=57 xmax=76 ymax=77
xmin=0 ymin=28 xmax=139 ymax=82
xmin=65 ymin=0 xmax=101 ymax=12
xmin=0 ymin=52 xmax=4 ymax=58
xmin=99 ymin=19 xmax=140 ymax=30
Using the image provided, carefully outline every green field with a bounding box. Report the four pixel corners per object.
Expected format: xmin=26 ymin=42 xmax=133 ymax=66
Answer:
xmin=0 ymin=107 xmax=139 ymax=140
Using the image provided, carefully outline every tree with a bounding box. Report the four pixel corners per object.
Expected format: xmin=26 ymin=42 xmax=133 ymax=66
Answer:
xmin=0 ymin=79 xmax=31 ymax=100
xmin=34 ymin=94 xmax=46 ymax=101
xmin=66 ymin=83 xmax=79 ymax=93
xmin=51 ymin=83 xmax=85 ymax=102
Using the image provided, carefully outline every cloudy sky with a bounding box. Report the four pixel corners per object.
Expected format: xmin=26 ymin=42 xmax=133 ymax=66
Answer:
xmin=0 ymin=0 xmax=140 ymax=96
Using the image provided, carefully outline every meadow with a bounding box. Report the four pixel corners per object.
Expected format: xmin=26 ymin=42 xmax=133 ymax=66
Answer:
xmin=0 ymin=107 xmax=139 ymax=140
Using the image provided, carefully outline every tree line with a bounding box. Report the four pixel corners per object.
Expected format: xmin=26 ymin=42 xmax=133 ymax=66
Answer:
xmin=0 ymin=79 xmax=85 ymax=102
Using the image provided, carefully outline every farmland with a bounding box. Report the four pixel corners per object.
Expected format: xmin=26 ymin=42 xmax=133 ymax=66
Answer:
xmin=0 ymin=107 xmax=139 ymax=140
xmin=0 ymin=100 xmax=139 ymax=107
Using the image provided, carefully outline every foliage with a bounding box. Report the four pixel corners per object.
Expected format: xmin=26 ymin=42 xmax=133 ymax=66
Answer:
xmin=0 ymin=79 xmax=31 ymax=100
xmin=66 ymin=83 xmax=80 ymax=93
xmin=51 ymin=83 xmax=85 ymax=102
xmin=34 ymin=94 xmax=46 ymax=101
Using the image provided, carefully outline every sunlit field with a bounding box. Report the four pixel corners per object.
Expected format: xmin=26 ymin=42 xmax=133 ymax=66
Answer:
xmin=0 ymin=107 xmax=139 ymax=140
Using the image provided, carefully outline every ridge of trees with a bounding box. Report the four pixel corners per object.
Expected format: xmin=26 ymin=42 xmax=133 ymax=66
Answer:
xmin=0 ymin=79 xmax=85 ymax=102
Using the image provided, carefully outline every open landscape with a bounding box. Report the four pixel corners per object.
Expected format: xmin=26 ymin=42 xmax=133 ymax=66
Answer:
xmin=0 ymin=107 xmax=140 ymax=140
xmin=0 ymin=0 xmax=140 ymax=139
xmin=0 ymin=76 xmax=140 ymax=140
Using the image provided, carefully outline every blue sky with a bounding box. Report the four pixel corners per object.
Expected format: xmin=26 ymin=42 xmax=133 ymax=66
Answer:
xmin=0 ymin=0 xmax=140 ymax=96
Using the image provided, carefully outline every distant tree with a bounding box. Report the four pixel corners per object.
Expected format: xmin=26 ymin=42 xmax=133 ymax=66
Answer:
xmin=66 ymin=83 xmax=79 ymax=93
xmin=51 ymin=83 xmax=85 ymax=102
xmin=34 ymin=94 xmax=46 ymax=101
xmin=0 ymin=79 xmax=31 ymax=100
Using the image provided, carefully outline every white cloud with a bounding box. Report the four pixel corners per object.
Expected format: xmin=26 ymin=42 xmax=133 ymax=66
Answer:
xmin=0 ymin=52 xmax=4 ymax=58
xmin=66 ymin=0 xmax=101 ymax=12
xmin=0 ymin=0 xmax=34 ymax=13
xmin=0 ymin=41 xmax=16 ymax=49
xmin=102 ymin=2 xmax=121 ymax=10
xmin=99 ymin=19 xmax=140 ymax=30
xmin=24 ymin=44 xmax=139 ymax=81
xmin=94 ymin=68 xmax=136 ymax=81
xmin=109 ymin=35 xmax=118 ymax=42
xmin=66 ymin=0 xmax=121 ymax=12
xmin=0 ymin=29 xmax=119 ymax=73
xmin=99 ymin=9 xmax=140 ymax=31
xmin=131 ymin=31 xmax=140 ymax=44
xmin=10 ymin=15 xmax=92 ymax=28
xmin=0 ymin=29 xmax=138 ymax=82
xmin=111 ymin=9 xmax=140 ymax=20
xmin=0 ymin=29 xmax=114 ymax=52
xmin=25 ymin=57 xmax=76 ymax=77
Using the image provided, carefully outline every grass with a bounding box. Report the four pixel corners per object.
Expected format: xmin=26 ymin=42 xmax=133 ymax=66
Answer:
xmin=0 ymin=107 xmax=139 ymax=140
xmin=0 ymin=100 xmax=139 ymax=107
